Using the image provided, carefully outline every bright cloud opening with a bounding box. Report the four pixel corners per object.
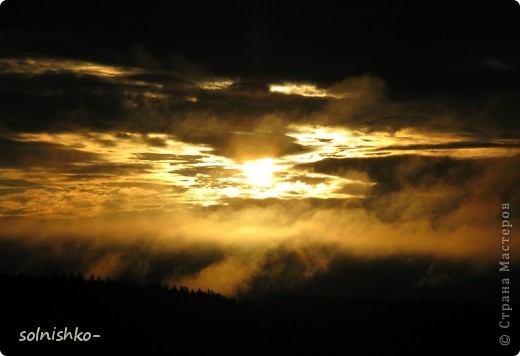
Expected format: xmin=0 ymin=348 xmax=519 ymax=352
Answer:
xmin=242 ymin=158 xmax=275 ymax=187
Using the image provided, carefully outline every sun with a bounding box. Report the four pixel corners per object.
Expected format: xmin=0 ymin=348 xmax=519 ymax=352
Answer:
xmin=242 ymin=158 xmax=275 ymax=186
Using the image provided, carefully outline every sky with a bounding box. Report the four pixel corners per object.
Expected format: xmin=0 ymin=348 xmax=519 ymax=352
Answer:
xmin=0 ymin=0 xmax=519 ymax=300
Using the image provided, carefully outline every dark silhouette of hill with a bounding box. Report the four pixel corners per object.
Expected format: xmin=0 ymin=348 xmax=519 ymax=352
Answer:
xmin=0 ymin=272 xmax=517 ymax=355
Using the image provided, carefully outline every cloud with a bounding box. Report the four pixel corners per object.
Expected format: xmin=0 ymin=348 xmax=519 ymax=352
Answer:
xmin=0 ymin=137 xmax=98 ymax=169
xmin=0 ymin=4 xmax=514 ymax=320
xmin=269 ymin=82 xmax=342 ymax=98
xmin=0 ymin=151 xmax=517 ymax=298
xmin=306 ymin=75 xmax=520 ymax=140
xmin=0 ymin=35 xmax=519 ymax=303
xmin=1 ymin=52 xmax=518 ymax=159
xmin=0 ymin=58 xmax=143 ymax=78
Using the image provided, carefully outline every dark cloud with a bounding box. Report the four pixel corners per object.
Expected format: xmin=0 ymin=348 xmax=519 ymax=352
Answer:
xmin=0 ymin=72 xmax=130 ymax=131
xmin=0 ymin=137 xmax=156 ymax=178
xmin=335 ymin=182 xmax=373 ymax=196
xmin=297 ymin=154 xmax=520 ymax=228
xmin=0 ymin=137 xmax=97 ymax=169
xmin=140 ymin=135 xmax=168 ymax=147
xmin=377 ymin=141 xmax=520 ymax=152
xmin=0 ymin=210 xmax=515 ymax=303
xmin=246 ymin=247 xmax=514 ymax=302
xmin=133 ymin=153 xmax=204 ymax=162
xmin=68 ymin=163 xmax=153 ymax=176
xmin=0 ymin=178 xmax=40 ymax=198
xmin=314 ymin=75 xmax=520 ymax=137
xmin=179 ymin=131 xmax=311 ymax=161
xmin=0 ymin=231 xmax=225 ymax=285
xmin=172 ymin=166 xmax=241 ymax=179
xmin=296 ymin=155 xmax=480 ymax=194
xmin=2 ymin=0 xmax=518 ymax=90
xmin=0 ymin=178 xmax=37 ymax=188
xmin=0 ymin=58 xmax=328 ymax=135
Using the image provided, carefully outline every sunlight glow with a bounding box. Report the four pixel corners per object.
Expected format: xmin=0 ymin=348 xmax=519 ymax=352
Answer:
xmin=197 ymin=79 xmax=235 ymax=91
xmin=242 ymin=158 xmax=275 ymax=187
xmin=0 ymin=58 xmax=142 ymax=78
xmin=2 ymin=125 xmax=518 ymax=217
xmin=269 ymin=82 xmax=343 ymax=98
